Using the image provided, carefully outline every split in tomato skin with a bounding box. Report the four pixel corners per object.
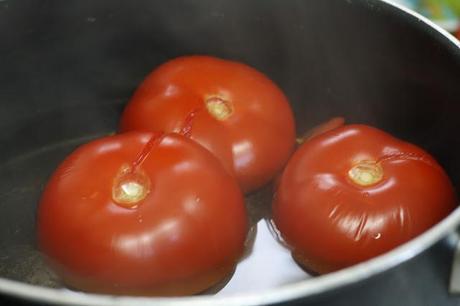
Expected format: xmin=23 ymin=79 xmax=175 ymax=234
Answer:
xmin=272 ymin=124 xmax=457 ymax=274
xmin=119 ymin=55 xmax=296 ymax=193
xmin=37 ymin=131 xmax=248 ymax=296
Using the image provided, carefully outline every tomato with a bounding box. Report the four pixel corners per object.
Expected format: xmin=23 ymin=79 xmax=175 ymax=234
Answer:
xmin=297 ymin=117 xmax=345 ymax=144
xmin=273 ymin=117 xmax=346 ymax=191
xmin=120 ymin=55 xmax=296 ymax=193
xmin=273 ymin=124 xmax=456 ymax=274
xmin=37 ymin=131 xmax=248 ymax=296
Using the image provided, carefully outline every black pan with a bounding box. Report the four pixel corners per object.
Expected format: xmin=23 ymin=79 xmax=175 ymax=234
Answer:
xmin=1 ymin=0 xmax=460 ymax=305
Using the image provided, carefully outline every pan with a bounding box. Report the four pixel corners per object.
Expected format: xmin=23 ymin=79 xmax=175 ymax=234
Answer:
xmin=1 ymin=0 xmax=460 ymax=305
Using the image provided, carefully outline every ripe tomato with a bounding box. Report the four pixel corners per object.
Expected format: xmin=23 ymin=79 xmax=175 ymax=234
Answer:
xmin=37 ymin=131 xmax=248 ymax=295
xmin=297 ymin=117 xmax=345 ymax=144
xmin=273 ymin=117 xmax=345 ymax=190
xmin=273 ymin=124 xmax=456 ymax=274
xmin=120 ymin=55 xmax=296 ymax=193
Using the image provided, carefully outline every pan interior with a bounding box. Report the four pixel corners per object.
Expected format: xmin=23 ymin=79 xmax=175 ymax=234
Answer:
xmin=0 ymin=0 xmax=459 ymax=298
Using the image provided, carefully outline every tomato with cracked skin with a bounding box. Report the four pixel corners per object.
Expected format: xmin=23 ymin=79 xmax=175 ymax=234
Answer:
xmin=120 ymin=55 xmax=296 ymax=193
xmin=273 ymin=124 xmax=456 ymax=274
xmin=37 ymin=131 xmax=248 ymax=296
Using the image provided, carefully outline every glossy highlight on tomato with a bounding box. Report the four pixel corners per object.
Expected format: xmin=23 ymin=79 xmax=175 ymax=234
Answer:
xmin=37 ymin=131 xmax=248 ymax=296
xmin=120 ymin=55 xmax=296 ymax=193
xmin=273 ymin=124 xmax=456 ymax=274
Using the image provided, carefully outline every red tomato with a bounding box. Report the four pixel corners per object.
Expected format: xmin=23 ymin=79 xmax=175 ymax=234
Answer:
xmin=273 ymin=124 xmax=456 ymax=274
xmin=273 ymin=117 xmax=346 ymax=190
xmin=120 ymin=55 xmax=296 ymax=193
xmin=297 ymin=117 xmax=345 ymax=144
xmin=37 ymin=131 xmax=248 ymax=295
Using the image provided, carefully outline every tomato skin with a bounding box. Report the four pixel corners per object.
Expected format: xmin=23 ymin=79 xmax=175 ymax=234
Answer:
xmin=273 ymin=117 xmax=345 ymax=191
xmin=37 ymin=132 xmax=248 ymax=295
xmin=273 ymin=124 xmax=456 ymax=274
xmin=297 ymin=117 xmax=345 ymax=144
xmin=120 ymin=55 xmax=296 ymax=193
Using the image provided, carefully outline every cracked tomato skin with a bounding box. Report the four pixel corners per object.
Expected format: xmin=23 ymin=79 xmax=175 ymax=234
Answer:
xmin=37 ymin=131 xmax=248 ymax=296
xmin=273 ymin=124 xmax=456 ymax=274
xmin=120 ymin=55 xmax=296 ymax=193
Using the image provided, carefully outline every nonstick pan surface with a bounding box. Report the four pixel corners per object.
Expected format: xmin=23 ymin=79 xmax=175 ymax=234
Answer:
xmin=1 ymin=0 xmax=460 ymax=305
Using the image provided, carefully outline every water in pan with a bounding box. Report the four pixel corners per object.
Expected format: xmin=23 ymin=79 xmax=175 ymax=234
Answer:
xmin=0 ymin=135 xmax=99 ymax=289
xmin=0 ymin=135 xmax=309 ymax=296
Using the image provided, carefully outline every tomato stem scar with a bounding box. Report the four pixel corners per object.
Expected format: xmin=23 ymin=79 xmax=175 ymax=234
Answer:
xmin=205 ymin=96 xmax=233 ymax=121
xmin=348 ymin=160 xmax=383 ymax=186
xmin=112 ymin=165 xmax=151 ymax=208
xmin=178 ymin=96 xmax=232 ymax=139
xmin=112 ymin=132 xmax=165 ymax=208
